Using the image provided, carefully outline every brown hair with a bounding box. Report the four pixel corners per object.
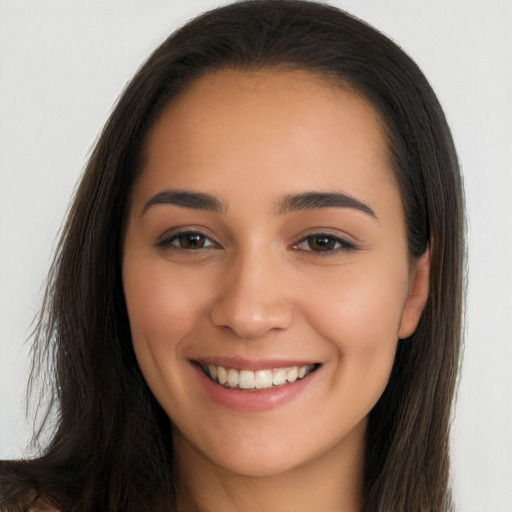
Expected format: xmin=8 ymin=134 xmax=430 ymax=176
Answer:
xmin=0 ymin=1 xmax=465 ymax=511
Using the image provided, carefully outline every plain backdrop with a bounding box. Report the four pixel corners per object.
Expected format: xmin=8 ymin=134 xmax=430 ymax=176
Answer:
xmin=1 ymin=1 xmax=511 ymax=511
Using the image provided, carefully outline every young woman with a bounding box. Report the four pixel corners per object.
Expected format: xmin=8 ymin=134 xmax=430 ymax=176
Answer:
xmin=0 ymin=1 xmax=465 ymax=511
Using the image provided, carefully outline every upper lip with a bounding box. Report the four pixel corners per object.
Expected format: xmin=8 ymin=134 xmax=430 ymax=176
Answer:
xmin=191 ymin=356 xmax=319 ymax=371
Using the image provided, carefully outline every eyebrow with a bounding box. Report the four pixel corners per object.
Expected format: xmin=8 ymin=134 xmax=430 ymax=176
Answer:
xmin=142 ymin=189 xmax=377 ymax=220
xmin=142 ymin=190 xmax=226 ymax=215
xmin=277 ymin=191 xmax=377 ymax=219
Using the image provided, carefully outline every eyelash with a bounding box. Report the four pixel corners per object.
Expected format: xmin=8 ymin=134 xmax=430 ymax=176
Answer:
xmin=156 ymin=231 xmax=219 ymax=253
xmin=156 ymin=230 xmax=357 ymax=255
xmin=290 ymin=233 xmax=357 ymax=255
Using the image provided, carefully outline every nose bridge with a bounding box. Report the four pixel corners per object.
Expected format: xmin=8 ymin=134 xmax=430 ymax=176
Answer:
xmin=210 ymin=245 xmax=293 ymax=339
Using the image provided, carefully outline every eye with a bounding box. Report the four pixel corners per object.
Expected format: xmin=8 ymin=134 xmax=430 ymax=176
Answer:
xmin=156 ymin=231 xmax=218 ymax=251
xmin=292 ymin=233 xmax=356 ymax=253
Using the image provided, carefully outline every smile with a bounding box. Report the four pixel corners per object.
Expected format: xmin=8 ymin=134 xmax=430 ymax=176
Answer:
xmin=199 ymin=363 xmax=318 ymax=390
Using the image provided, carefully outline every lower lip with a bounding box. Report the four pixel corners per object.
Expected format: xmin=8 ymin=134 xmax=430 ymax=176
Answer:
xmin=192 ymin=365 xmax=319 ymax=412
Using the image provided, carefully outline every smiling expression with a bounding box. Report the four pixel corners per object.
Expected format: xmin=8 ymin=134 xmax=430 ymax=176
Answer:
xmin=122 ymin=69 xmax=429 ymax=478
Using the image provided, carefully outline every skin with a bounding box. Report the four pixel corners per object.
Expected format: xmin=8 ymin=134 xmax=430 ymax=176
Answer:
xmin=122 ymin=69 xmax=430 ymax=512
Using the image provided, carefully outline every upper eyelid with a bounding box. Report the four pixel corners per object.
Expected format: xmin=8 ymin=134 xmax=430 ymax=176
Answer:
xmin=291 ymin=229 xmax=357 ymax=246
xmin=296 ymin=233 xmax=352 ymax=244
xmin=293 ymin=235 xmax=357 ymax=251
xmin=156 ymin=229 xmax=219 ymax=248
xmin=156 ymin=225 xmax=216 ymax=240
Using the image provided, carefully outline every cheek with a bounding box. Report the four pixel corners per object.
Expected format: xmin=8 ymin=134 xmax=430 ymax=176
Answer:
xmin=304 ymin=263 xmax=408 ymax=346
xmin=300 ymin=262 xmax=408 ymax=396
xmin=124 ymin=262 xmax=206 ymax=343
xmin=122 ymin=261 xmax=215 ymax=392
xmin=122 ymin=260 xmax=214 ymax=417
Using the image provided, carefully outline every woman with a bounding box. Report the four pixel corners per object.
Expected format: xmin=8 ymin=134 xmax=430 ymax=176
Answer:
xmin=0 ymin=1 xmax=465 ymax=511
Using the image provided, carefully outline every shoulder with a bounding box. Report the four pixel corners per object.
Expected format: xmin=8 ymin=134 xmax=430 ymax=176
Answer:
xmin=28 ymin=495 xmax=61 ymax=512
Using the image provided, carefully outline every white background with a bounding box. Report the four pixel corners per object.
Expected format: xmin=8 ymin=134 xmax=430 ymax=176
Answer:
xmin=1 ymin=1 xmax=511 ymax=511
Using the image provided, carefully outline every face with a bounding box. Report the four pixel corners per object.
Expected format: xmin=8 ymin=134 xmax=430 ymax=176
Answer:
xmin=122 ymin=69 xmax=429 ymax=478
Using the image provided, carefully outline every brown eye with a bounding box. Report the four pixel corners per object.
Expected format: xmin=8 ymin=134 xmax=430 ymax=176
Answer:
xmin=292 ymin=233 xmax=357 ymax=254
xmin=178 ymin=233 xmax=207 ymax=249
xmin=307 ymin=235 xmax=337 ymax=252
xmin=156 ymin=231 xmax=217 ymax=250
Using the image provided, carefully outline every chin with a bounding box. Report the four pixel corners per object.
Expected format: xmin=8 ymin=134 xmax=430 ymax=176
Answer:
xmin=209 ymin=450 xmax=307 ymax=478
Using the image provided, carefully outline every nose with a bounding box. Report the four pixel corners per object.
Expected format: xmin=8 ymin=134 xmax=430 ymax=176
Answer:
xmin=210 ymin=251 xmax=294 ymax=339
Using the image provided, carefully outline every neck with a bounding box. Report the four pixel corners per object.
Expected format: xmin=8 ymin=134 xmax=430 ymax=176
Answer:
xmin=173 ymin=422 xmax=365 ymax=512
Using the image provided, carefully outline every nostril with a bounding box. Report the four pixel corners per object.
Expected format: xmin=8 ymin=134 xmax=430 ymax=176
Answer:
xmin=210 ymin=299 xmax=294 ymax=340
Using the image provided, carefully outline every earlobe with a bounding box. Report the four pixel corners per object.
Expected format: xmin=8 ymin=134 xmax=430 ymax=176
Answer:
xmin=398 ymin=247 xmax=431 ymax=340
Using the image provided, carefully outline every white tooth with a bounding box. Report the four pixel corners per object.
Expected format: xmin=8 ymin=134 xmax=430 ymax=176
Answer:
xmin=227 ymin=368 xmax=239 ymax=387
xmin=239 ymin=370 xmax=256 ymax=389
xmin=213 ymin=365 xmax=312 ymax=389
xmin=207 ymin=364 xmax=217 ymax=380
xmin=217 ymin=365 xmax=227 ymax=385
xmin=255 ymin=369 xmax=273 ymax=389
xmin=286 ymin=367 xmax=298 ymax=383
xmin=273 ymin=368 xmax=287 ymax=386
xmin=298 ymin=365 xmax=308 ymax=379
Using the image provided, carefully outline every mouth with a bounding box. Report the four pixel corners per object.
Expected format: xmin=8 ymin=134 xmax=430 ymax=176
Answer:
xmin=194 ymin=362 xmax=321 ymax=391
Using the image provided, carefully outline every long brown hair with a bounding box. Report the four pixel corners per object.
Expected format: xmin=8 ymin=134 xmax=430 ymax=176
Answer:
xmin=0 ymin=1 xmax=465 ymax=511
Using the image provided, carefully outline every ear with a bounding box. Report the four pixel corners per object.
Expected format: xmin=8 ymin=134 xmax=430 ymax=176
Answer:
xmin=398 ymin=247 xmax=431 ymax=340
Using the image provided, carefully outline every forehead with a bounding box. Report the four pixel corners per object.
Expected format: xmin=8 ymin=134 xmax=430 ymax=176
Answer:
xmin=134 ymin=68 xmax=398 ymax=213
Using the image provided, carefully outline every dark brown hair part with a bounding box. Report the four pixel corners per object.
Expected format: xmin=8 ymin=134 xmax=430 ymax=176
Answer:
xmin=0 ymin=2 xmax=465 ymax=511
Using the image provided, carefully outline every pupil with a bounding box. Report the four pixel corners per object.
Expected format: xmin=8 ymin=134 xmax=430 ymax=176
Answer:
xmin=309 ymin=236 xmax=334 ymax=251
xmin=181 ymin=234 xmax=204 ymax=248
